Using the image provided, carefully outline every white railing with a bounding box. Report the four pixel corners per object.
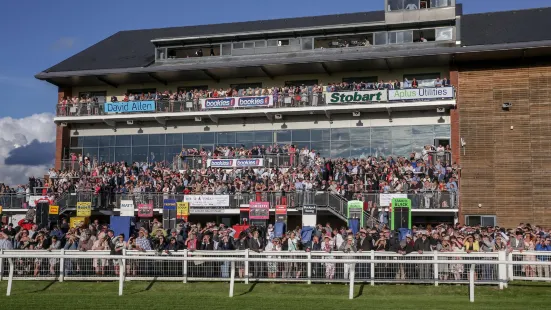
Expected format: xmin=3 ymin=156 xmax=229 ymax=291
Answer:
xmin=0 ymin=250 xmax=549 ymax=301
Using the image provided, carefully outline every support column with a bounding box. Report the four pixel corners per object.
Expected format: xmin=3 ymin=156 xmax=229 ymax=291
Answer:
xmin=55 ymin=88 xmax=72 ymax=170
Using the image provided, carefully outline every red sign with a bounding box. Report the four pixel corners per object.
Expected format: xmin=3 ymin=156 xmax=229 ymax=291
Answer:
xmin=137 ymin=204 xmax=153 ymax=218
xmin=275 ymin=205 xmax=287 ymax=215
xmin=249 ymin=201 xmax=269 ymax=220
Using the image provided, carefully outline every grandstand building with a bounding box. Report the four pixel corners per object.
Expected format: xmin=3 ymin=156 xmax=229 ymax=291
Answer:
xmin=34 ymin=1 xmax=551 ymax=228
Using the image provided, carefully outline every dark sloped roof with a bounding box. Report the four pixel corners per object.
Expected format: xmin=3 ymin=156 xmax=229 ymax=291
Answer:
xmin=461 ymin=7 xmax=551 ymax=46
xmin=43 ymin=11 xmax=384 ymax=73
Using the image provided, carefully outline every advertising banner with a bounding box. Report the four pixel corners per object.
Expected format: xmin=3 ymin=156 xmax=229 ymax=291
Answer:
xmin=302 ymin=204 xmax=317 ymax=215
xmin=380 ymin=194 xmax=408 ymax=207
xmin=76 ymin=202 xmax=92 ymax=217
xmin=207 ymin=158 xmax=264 ymax=168
xmin=120 ymin=200 xmax=135 ymax=217
xmin=177 ymin=202 xmax=189 ymax=219
xmin=200 ymin=96 xmax=274 ymax=110
xmin=137 ymin=203 xmax=153 ymax=218
xmin=104 ymin=100 xmax=156 ymax=113
xmin=163 ymin=199 xmax=177 ymax=210
xmin=48 ymin=205 xmax=59 ymax=215
xmin=183 ymin=195 xmax=229 ymax=207
xmin=29 ymin=195 xmax=50 ymax=207
xmin=70 ymin=217 xmax=87 ymax=228
xmin=275 ymin=205 xmax=287 ymax=222
xmin=325 ymin=90 xmax=387 ymax=104
xmin=388 ymin=87 xmax=454 ymax=101
xmin=249 ymin=201 xmax=269 ymax=220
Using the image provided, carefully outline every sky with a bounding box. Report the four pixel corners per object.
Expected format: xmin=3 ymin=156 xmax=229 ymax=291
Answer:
xmin=0 ymin=0 xmax=549 ymax=184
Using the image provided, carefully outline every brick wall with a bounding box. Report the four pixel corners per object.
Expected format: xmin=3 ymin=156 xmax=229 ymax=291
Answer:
xmin=458 ymin=63 xmax=551 ymax=228
xmin=55 ymin=88 xmax=71 ymax=170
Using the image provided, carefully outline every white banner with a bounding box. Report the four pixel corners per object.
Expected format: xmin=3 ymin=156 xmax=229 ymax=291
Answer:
xmin=183 ymin=195 xmax=230 ymax=207
xmin=325 ymin=90 xmax=387 ymax=104
xmin=379 ymin=194 xmax=408 ymax=207
xmin=120 ymin=200 xmax=135 ymax=216
xmin=200 ymin=95 xmax=274 ymax=110
xmin=29 ymin=195 xmax=50 ymax=207
xmin=389 ymin=87 xmax=454 ymax=101
xmin=207 ymin=158 xmax=264 ymax=168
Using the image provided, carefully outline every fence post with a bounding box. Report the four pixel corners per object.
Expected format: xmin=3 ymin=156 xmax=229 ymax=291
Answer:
xmin=6 ymin=258 xmax=14 ymax=296
xmin=307 ymin=251 xmax=312 ymax=285
xmin=370 ymin=250 xmax=375 ymax=286
xmin=183 ymin=249 xmax=188 ymax=283
xmin=122 ymin=249 xmax=127 ymax=281
xmin=349 ymin=263 xmax=355 ymax=300
xmin=433 ymin=251 xmax=439 ymax=287
xmin=0 ymin=249 xmax=3 ymax=281
xmin=244 ymin=249 xmax=249 ymax=284
xmin=229 ymin=261 xmax=235 ymax=298
xmin=59 ymin=249 xmax=65 ymax=282
xmin=118 ymin=258 xmax=124 ymax=296
xmin=469 ymin=264 xmax=475 ymax=303
xmin=498 ymin=251 xmax=507 ymax=289
xmin=507 ymin=251 xmax=514 ymax=281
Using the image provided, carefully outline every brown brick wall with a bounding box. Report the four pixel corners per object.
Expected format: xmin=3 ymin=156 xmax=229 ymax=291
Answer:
xmin=458 ymin=63 xmax=551 ymax=228
xmin=55 ymin=88 xmax=71 ymax=170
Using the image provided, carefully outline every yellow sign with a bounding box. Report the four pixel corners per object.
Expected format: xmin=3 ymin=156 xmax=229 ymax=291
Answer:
xmin=70 ymin=217 xmax=87 ymax=228
xmin=49 ymin=205 xmax=59 ymax=215
xmin=177 ymin=202 xmax=189 ymax=219
xmin=76 ymin=202 xmax=92 ymax=217
xmin=0 ymin=205 xmax=2 ymax=214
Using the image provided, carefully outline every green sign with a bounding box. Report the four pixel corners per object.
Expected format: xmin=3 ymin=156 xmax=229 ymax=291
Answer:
xmin=347 ymin=200 xmax=364 ymax=227
xmin=390 ymin=198 xmax=411 ymax=230
xmin=392 ymin=198 xmax=411 ymax=208
xmin=326 ymin=90 xmax=387 ymax=104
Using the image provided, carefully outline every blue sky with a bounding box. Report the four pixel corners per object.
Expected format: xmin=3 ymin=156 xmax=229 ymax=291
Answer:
xmin=0 ymin=0 xmax=549 ymax=118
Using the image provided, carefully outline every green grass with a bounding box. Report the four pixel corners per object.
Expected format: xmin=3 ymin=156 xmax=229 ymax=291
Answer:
xmin=0 ymin=281 xmax=550 ymax=309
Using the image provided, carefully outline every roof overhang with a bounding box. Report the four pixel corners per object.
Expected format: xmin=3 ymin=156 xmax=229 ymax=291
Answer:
xmin=36 ymin=40 xmax=551 ymax=87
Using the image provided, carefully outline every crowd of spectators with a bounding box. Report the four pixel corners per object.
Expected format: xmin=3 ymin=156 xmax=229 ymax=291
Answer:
xmin=1 ymin=216 xmax=549 ymax=280
xmin=57 ymin=76 xmax=452 ymax=116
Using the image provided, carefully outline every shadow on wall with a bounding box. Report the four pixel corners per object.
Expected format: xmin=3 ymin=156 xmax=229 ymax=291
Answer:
xmin=4 ymin=140 xmax=55 ymax=166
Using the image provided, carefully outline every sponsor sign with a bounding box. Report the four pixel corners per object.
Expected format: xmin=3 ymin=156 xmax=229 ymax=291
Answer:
xmin=302 ymin=204 xmax=317 ymax=215
xmin=120 ymin=200 xmax=135 ymax=217
xmin=49 ymin=205 xmax=59 ymax=215
xmin=0 ymin=206 xmax=2 ymax=214
xmin=388 ymin=87 xmax=454 ymax=101
xmin=163 ymin=199 xmax=177 ymax=211
xmin=76 ymin=202 xmax=92 ymax=217
xmin=29 ymin=195 xmax=50 ymax=207
xmin=200 ymin=96 xmax=274 ymax=110
xmin=183 ymin=195 xmax=229 ymax=207
xmin=70 ymin=217 xmax=87 ymax=228
xmin=189 ymin=208 xmax=236 ymax=214
xmin=275 ymin=205 xmax=287 ymax=222
xmin=207 ymin=158 xmax=264 ymax=168
xmin=177 ymin=202 xmax=189 ymax=219
xmin=326 ymin=90 xmax=387 ymax=104
xmin=347 ymin=200 xmax=363 ymax=209
xmin=104 ymin=100 xmax=156 ymax=113
xmin=392 ymin=198 xmax=411 ymax=208
xmin=137 ymin=203 xmax=153 ymax=218
xmin=249 ymin=201 xmax=269 ymax=220
xmin=380 ymin=194 xmax=408 ymax=207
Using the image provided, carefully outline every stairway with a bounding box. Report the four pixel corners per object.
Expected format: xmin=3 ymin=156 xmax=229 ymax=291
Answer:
xmin=327 ymin=193 xmax=382 ymax=228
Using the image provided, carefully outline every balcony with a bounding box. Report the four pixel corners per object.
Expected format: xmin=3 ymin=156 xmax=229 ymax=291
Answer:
xmin=54 ymin=87 xmax=456 ymax=123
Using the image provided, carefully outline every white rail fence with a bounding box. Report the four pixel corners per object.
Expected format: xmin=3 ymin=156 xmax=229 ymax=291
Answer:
xmin=0 ymin=250 xmax=550 ymax=302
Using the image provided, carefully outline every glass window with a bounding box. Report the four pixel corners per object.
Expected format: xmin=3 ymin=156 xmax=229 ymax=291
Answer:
xmin=71 ymin=137 xmax=81 ymax=147
xmin=403 ymin=73 xmax=440 ymax=88
xmin=350 ymin=127 xmax=371 ymax=140
xmin=98 ymin=147 xmax=112 ymax=163
xmin=392 ymin=126 xmax=412 ymax=140
xmin=350 ymin=140 xmax=373 ymax=158
xmin=83 ymin=148 xmax=98 ymax=160
xmin=343 ymin=76 xmax=378 ymax=84
xmin=217 ymin=132 xmax=235 ymax=145
xmin=371 ymin=139 xmax=391 ymax=157
xmin=431 ymin=0 xmax=451 ymax=8
xmin=165 ymin=146 xmax=182 ymax=161
xmin=301 ymin=37 xmax=313 ymax=50
xmin=127 ymin=88 xmax=156 ymax=95
xmin=132 ymin=135 xmax=148 ymax=146
xmin=221 ymin=43 xmax=232 ymax=56
xmin=236 ymin=132 xmax=254 ymax=144
xmin=311 ymin=129 xmax=330 ymax=141
xmin=183 ymin=133 xmax=200 ymax=144
xmin=331 ymin=128 xmax=350 ymax=141
xmin=310 ymin=141 xmax=330 ymax=158
xmin=199 ymin=132 xmax=215 ymax=144
xmin=255 ymin=41 xmax=266 ymax=48
xmin=166 ymin=134 xmax=183 ymax=145
xmin=388 ymin=0 xmax=405 ymax=11
xmin=330 ymin=141 xmax=350 ymax=158
xmin=149 ymin=146 xmax=165 ymax=162
xmin=244 ymin=42 xmax=254 ymax=49
xmin=389 ymin=30 xmax=413 ymax=44
xmin=230 ymin=83 xmax=262 ymax=90
xmin=82 ymin=136 xmax=99 ymax=147
xmin=374 ymin=32 xmax=388 ymax=45
xmin=392 ymin=139 xmax=413 ymax=157
xmin=294 ymin=142 xmax=310 ymax=150
xmin=114 ymin=147 xmax=132 ymax=163
xmin=289 ymin=38 xmax=300 ymax=46
xmin=291 ymin=129 xmax=310 ymax=141
xmin=276 ymin=130 xmax=292 ymax=142
xmin=132 ymin=146 xmax=149 ymax=162
xmin=254 ymin=131 xmax=273 ymax=144
xmin=284 ymin=80 xmax=318 ymax=87
xmin=267 ymin=39 xmax=278 ymax=47
xmin=404 ymin=0 xmax=419 ymax=10
xmin=149 ymin=134 xmax=165 ymax=146
xmin=98 ymin=136 xmax=114 ymax=147
xmin=233 ymin=42 xmax=243 ymax=49
xmin=412 ymin=125 xmax=434 ymax=135
xmin=116 ymin=135 xmax=131 ymax=147
xmin=434 ymin=125 xmax=451 ymax=137
xmin=436 ymin=27 xmax=453 ymax=41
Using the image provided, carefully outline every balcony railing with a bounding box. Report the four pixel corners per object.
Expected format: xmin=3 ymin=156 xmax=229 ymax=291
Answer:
xmin=55 ymin=87 xmax=455 ymax=117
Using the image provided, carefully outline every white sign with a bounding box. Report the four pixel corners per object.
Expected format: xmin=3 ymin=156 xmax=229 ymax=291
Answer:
xmin=388 ymin=87 xmax=454 ymax=101
xmin=189 ymin=208 xmax=238 ymax=214
xmin=207 ymin=158 xmax=264 ymax=168
xmin=183 ymin=195 xmax=230 ymax=207
xmin=29 ymin=195 xmax=50 ymax=207
xmin=120 ymin=200 xmax=135 ymax=216
xmin=200 ymin=95 xmax=274 ymax=110
xmin=380 ymin=194 xmax=408 ymax=207
xmin=325 ymin=90 xmax=388 ymax=104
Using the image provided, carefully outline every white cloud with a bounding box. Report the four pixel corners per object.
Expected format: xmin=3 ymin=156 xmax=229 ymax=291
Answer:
xmin=0 ymin=113 xmax=55 ymax=185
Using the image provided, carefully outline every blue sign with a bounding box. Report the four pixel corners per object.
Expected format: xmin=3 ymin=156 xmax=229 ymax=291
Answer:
xmin=163 ymin=199 xmax=177 ymax=210
xmin=204 ymin=98 xmax=236 ymax=109
xmin=104 ymin=101 xmax=156 ymax=113
xmin=238 ymin=96 xmax=271 ymax=107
